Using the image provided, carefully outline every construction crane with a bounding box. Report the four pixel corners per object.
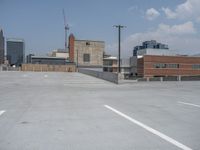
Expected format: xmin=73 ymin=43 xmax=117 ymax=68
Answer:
xmin=62 ymin=9 xmax=69 ymax=52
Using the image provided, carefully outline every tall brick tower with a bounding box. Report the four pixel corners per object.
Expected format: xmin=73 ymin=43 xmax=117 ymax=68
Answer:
xmin=68 ymin=34 xmax=75 ymax=62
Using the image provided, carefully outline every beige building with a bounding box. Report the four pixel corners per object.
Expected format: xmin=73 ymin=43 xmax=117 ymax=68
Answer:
xmin=69 ymin=34 xmax=104 ymax=68
xmin=50 ymin=49 xmax=69 ymax=59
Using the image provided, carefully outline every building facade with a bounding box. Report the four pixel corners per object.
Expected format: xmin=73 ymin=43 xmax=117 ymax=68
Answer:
xmin=133 ymin=40 xmax=169 ymax=56
xmin=137 ymin=48 xmax=177 ymax=56
xmin=69 ymin=34 xmax=104 ymax=68
xmin=103 ymin=56 xmax=118 ymax=72
xmin=137 ymin=55 xmax=200 ymax=77
xmin=0 ymin=29 xmax=4 ymax=64
xmin=30 ymin=56 xmax=68 ymax=65
xmin=26 ymin=54 xmax=35 ymax=63
xmin=6 ymin=38 xmax=25 ymax=66
xmin=50 ymin=49 xmax=69 ymax=59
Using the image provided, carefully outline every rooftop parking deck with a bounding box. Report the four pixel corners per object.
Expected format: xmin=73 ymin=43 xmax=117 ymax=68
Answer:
xmin=0 ymin=72 xmax=200 ymax=150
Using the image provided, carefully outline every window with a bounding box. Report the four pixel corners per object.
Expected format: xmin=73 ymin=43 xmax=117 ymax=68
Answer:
xmin=167 ymin=64 xmax=179 ymax=68
xmin=154 ymin=63 xmax=166 ymax=68
xmin=86 ymin=42 xmax=90 ymax=46
xmin=103 ymin=60 xmax=113 ymax=66
xmin=154 ymin=63 xmax=179 ymax=68
xmin=83 ymin=54 xmax=90 ymax=62
xmin=192 ymin=64 xmax=200 ymax=70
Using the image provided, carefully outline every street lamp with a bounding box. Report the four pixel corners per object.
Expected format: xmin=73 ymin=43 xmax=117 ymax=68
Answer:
xmin=113 ymin=25 xmax=126 ymax=73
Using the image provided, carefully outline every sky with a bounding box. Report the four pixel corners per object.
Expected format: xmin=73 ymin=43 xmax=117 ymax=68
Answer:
xmin=0 ymin=0 xmax=200 ymax=58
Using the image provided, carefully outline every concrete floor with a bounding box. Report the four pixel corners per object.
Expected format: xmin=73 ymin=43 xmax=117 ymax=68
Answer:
xmin=0 ymin=72 xmax=200 ymax=150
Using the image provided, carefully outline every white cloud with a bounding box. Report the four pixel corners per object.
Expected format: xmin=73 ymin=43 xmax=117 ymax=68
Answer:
xmin=162 ymin=0 xmax=200 ymax=20
xmin=157 ymin=21 xmax=196 ymax=35
xmin=162 ymin=8 xmax=177 ymax=19
xmin=145 ymin=8 xmax=160 ymax=20
xmin=106 ymin=22 xmax=199 ymax=58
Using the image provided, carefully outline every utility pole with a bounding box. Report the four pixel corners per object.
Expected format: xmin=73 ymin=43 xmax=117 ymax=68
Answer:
xmin=113 ymin=25 xmax=126 ymax=73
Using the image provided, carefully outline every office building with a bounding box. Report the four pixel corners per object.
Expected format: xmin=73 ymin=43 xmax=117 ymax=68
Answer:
xmin=133 ymin=40 xmax=169 ymax=56
xmin=30 ymin=56 xmax=67 ymax=65
xmin=69 ymin=34 xmax=104 ymax=68
xmin=103 ymin=56 xmax=118 ymax=72
xmin=137 ymin=55 xmax=200 ymax=77
xmin=103 ymin=54 xmax=132 ymax=77
xmin=0 ymin=29 xmax=4 ymax=64
xmin=50 ymin=49 xmax=69 ymax=59
xmin=26 ymin=54 xmax=35 ymax=63
xmin=130 ymin=40 xmax=178 ymax=77
xmin=7 ymin=38 xmax=25 ymax=66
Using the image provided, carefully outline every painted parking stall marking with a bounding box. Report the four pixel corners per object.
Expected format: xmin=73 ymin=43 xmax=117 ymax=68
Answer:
xmin=0 ymin=110 xmax=5 ymax=116
xmin=104 ymin=105 xmax=193 ymax=150
xmin=178 ymin=101 xmax=200 ymax=108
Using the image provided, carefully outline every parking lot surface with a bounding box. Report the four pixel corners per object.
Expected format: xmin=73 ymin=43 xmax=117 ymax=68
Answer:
xmin=0 ymin=72 xmax=200 ymax=150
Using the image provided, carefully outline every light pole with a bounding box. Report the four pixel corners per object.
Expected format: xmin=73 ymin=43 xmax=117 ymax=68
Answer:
xmin=113 ymin=25 xmax=126 ymax=73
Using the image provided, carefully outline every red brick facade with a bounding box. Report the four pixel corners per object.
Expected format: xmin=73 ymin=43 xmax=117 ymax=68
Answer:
xmin=68 ymin=34 xmax=75 ymax=62
xmin=137 ymin=55 xmax=200 ymax=77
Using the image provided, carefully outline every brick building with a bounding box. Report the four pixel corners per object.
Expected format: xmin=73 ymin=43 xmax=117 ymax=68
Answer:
xmin=137 ymin=55 xmax=200 ymax=77
xmin=68 ymin=34 xmax=104 ymax=68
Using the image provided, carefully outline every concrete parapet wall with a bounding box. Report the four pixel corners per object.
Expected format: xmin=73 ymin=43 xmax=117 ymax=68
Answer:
xmin=21 ymin=64 xmax=76 ymax=72
xmin=0 ymin=65 xmax=20 ymax=71
xmin=181 ymin=76 xmax=200 ymax=81
xmin=78 ymin=68 xmax=118 ymax=84
xmin=137 ymin=75 xmax=200 ymax=82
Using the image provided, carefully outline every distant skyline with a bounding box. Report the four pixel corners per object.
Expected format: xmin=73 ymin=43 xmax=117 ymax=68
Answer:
xmin=0 ymin=0 xmax=200 ymax=58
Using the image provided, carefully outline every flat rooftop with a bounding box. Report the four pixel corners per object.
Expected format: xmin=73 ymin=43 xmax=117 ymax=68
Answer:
xmin=0 ymin=72 xmax=200 ymax=150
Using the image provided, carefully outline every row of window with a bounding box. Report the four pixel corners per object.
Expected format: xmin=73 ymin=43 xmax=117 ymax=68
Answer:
xmin=154 ymin=63 xmax=179 ymax=68
xmin=103 ymin=60 xmax=113 ymax=66
xmin=154 ymin=63 xmax=200 ymax=70
xmin=192 ymin=64 xmax=200 ymax=70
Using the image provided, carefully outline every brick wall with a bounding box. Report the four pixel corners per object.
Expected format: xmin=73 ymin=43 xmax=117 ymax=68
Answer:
xmin=137 ymin=55 xmax=200 ymax=77
xmin=69 ymin=34 xmax=75 ymax=62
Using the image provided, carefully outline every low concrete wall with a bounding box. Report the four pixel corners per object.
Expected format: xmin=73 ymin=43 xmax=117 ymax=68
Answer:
xmin=78 ymin=68 xmax=118 ymax=84
xmin=163 ymin=76 xmax=178 ymax=81
xmin=0 ymin=65 xmax=20 ymax=71
xmin=137 ymin=75 xmax=200 ymax=82
xmin=149 ymin=77 xmax=161 ymax=81
xmin=181 ymin=76 xmax=200 ymax=81
xmin=21 ymin=64 xmax=76 ymax=72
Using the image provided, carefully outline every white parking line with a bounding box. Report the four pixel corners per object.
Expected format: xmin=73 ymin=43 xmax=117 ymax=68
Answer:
xmin=104 ymin=105 xmax=192 ymax=150
xmin=0 ymin=110 xmax=5 ymax=116
xmin=178 ymin=101 xmax=200 ymax=108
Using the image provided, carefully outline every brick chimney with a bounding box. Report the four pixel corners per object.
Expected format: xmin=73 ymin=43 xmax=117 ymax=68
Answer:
xmin=68 ymin=34 xmax=75 ymax=62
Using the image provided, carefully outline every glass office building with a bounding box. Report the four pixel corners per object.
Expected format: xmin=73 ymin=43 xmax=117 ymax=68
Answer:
xmin=0 ymin=29 xmax=4 ymax=64
xmin=133 ymin=40 xmax=169 ymax=56
xmin=6 ymin=38 xmax=25 ymax=66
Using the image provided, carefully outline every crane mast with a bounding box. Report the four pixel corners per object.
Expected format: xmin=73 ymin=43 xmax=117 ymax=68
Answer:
xmin=62 ymin=9 xmax=69 ymax=52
